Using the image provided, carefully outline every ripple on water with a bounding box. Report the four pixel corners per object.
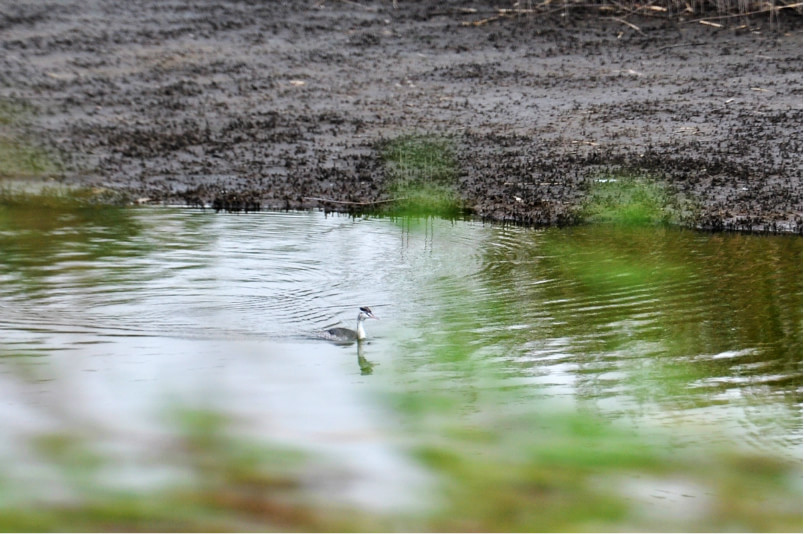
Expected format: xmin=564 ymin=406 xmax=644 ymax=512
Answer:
xmin=0 ymin=209 xmax=801 ymax=471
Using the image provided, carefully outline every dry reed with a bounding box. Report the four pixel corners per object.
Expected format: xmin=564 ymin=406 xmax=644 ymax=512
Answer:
xmin=456 ymin=0 xmax=801 ymax=26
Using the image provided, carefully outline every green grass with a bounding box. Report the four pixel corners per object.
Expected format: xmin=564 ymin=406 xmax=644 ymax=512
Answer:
xmin=0 ymin=98 xmax=62 ymax=179
xmin=0 ymin=137 xmax=61 ymax=179
xmin=379 ymin=133 xmax=465 ymax=218
xmin=0 ymin=408 xmax=388 ymax=533
xmin=0 ymin=184 xmax=131 ymax=208
xmin=0 ymin=398 xmax=799 ymax=532
xmin=578 ymin=175 xmax=683 ymax=226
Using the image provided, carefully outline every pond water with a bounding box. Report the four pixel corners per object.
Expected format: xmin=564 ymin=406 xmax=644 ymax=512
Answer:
xmin=0 ymin=206 xmax=801 ymax=522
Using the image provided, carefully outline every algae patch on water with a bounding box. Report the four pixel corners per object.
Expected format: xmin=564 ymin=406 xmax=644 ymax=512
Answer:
xmin=379 ymin=134 xmax=465 ymax=218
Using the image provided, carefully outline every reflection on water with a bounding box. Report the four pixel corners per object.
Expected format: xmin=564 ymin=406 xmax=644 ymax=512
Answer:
xmin=469 ymin=225 xmax=801 ymax=457
xmin=0 ymin=207 xmax=433 ymax=513
xmin=0 ymin=206 xmax=801 ymax=528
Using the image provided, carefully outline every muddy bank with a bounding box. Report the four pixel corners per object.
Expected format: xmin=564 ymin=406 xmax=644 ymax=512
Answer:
xmin=0 ymin=1 xmax=801 ymax=232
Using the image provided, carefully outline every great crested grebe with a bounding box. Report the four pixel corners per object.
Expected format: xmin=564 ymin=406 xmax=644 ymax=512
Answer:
xmin=323 ymin=306 xmax=378 ymax=343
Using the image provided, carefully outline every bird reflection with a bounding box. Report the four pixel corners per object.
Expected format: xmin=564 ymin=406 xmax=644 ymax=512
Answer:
xmin=357 ymin=342 xmax=375 ymax=375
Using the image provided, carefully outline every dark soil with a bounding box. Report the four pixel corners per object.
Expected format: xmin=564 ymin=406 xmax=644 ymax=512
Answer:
xmin=1 ymin=0 xmax=801 ymax=232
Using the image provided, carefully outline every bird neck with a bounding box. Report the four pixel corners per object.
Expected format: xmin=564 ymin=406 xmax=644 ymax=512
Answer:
xmin=356 ymin=317 xmax=367 ymax=340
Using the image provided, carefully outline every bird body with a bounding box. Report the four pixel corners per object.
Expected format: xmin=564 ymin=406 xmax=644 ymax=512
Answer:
xmin=322 ymin=306 xmax=378 ymax=343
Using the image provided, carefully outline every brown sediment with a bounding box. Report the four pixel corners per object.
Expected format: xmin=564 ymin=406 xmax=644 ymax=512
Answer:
xmin=0 ymin=1 xmax=800 ymax=232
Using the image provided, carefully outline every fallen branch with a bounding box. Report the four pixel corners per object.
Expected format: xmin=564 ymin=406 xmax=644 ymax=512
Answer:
xmin=610 ymin=16 xmax=646 ymax=34
xmin=462 ymin=15 xmax=504 ymax=26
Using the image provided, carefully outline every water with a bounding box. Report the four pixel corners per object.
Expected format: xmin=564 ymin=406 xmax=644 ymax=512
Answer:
xmin=0 ymin=206 xmax=801 ymax=522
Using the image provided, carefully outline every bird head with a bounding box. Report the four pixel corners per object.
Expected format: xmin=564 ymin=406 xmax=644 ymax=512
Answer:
xmin=359 ymin=306 xmax=378 ymax=320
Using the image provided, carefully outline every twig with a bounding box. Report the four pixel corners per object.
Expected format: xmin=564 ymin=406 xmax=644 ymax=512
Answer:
xmin=462 ymin=15 xmax=503 ymax=26
xmin=315 ymin=0 xmax=378 ymax=10
xmin=657 ymin=41 xmax=707 ymax=50
xmin=610 ymin=16 xmax=646 ymax=34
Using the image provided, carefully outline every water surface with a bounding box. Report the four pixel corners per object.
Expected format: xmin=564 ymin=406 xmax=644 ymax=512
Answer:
xmin=0 ymin=207 xmax=801 ymax=517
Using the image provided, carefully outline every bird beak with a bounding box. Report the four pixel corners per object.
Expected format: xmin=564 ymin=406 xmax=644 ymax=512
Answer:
xmin=370 ymin=312 xmax=379 ymax=320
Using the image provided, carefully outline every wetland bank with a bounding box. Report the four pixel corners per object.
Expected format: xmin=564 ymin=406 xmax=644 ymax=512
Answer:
xmin=0 ymin=0 xmax=801 ymax=232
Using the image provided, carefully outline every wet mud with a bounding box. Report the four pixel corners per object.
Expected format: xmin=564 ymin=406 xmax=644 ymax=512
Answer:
xmin=1 ymin=1 xmax=801 ymax=232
